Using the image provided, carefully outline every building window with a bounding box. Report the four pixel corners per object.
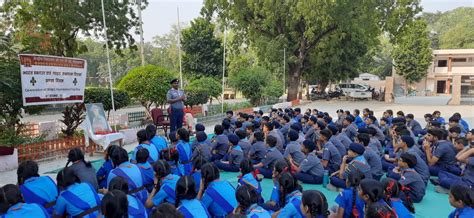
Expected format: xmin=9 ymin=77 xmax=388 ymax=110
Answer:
xmin=452 ymin=58 xmax=467 ymax=62
xmin=438 ymin=60 xmax=447 ymax=67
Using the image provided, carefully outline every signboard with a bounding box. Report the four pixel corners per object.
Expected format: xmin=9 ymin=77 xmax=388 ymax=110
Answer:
xmin=19 ymin=54 xmax=87 ymax=106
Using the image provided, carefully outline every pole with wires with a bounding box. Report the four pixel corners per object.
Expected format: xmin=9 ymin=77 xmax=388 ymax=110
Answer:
xmin=221 ymin=27 xmax=226 ymax=114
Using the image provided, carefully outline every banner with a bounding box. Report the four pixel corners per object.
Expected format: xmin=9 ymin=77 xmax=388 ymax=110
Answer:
xmin=19 ymin=54 xmax=87 ymax=106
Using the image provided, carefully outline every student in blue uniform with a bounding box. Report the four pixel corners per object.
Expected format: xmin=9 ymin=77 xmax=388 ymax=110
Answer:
xmin=448 ymin=184 xmax=474 ymax=218
xmin=176 ymin=128 xmax=193 ymax=176
xmin=356 ymin=133 xmax=384 ymax=180
xmin=330 ymin=143 xmax=371 ymax=189
xmin=198 ymin=163 xmax=238 ymax=217
xmin=237 ymin=159 xmax=262 ymax=199
xmin=405 ymin=114 xmax=422 ymax=136
xmin=433 ymin=111 xmax=446 ymax=126
xmin=216 ymin=134 xmax=244 ymax=172
xmin=17 ymin=160 xmax=58 ymax=215
xmin=365 ymin=202 xmax=398 ymax=218
xmin=108 ymin=147 xmax=148 ymax=204
xmin=358 ymin=179 xmax=395 ymax=217
xmin=284 ymin=130 xmax=305 ymax=166
xmin=146 ymin=124 xmax=168 ymax=154
xmin=65 ymin=148 xmax=99 ymax=190
xmin=389 ymin=136 xmax=430 ymax=184
xmin=342 ymin=116 xmax=358 ymax=141
xmin=435 ymin=147 xmax=474 ymax=190
xmin=101 ymin=190 xmax=128 ymax=218
xmin=132 ymin=129 xmax=159 ymax=164
xmin=234 ymin=185 xmax=271 ymax=217
xmin=254 ymin=135 xmax=284 ymax=179
xmin=0 ymin=184 xmax=49 ymax=218
xmin=291 ymin=140 xmax=324 ymax=184
xmin=192 ymin=131 xmax=211 ymax=161
xmin=135 ymin=148 xmax=154 ymax=192
xmin=175 ymin=176 xmax=210 ymax=218
xmin=162 ymin=132 xmax=180 ymax=175
xmin=211 ymin=125 xmax=230 ymax=161
xmin=236 ymin=129 xmax=251 ymax=156
xmin=392 ymin=153 xmax=426 ymax=203
xmin=381 ymin=178 xmax=415 ymax=218
xmin=145 ymin=160 xmax=180 ymax=208
xmin=353 ymin=109 xmax=365 ymax=129
xmin=96 ymin=145 xmax=119 ymax=189
xmin=273 ymin=172 xmax=304 ymax=218
xmin=333 ymin=169 xmax=365 ymax=218
xmin=328 ymin=124 xmax=352 ymax=150
xmin=108 ymin=176 xmax=148 ymax=218
xmin=300 ymin=190 xmax=329 ymax=218
xmin=318 ymin=129 xmax=342 ymax=174
xmin=325 ymin=128 xmax=346 ymax=157
xmin=191 ymin=155 xmax=208 ymax=193
xmin=55 ymin=167 xmax=101 ymax=218
xmin=249 ymin=131 xmax=267 ymax=164
xmin=262 ymin=159 xmax=291 ymax=212
xmin=423 ymin=128 xmax=459 ymax=176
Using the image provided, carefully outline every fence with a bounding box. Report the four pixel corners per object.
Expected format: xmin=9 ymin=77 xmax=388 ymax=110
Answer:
xmin=17 ymin=137 xmax=85 ymax=162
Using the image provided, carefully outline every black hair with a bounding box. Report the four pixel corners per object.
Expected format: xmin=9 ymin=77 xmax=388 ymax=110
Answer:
xmin=56 ymin=167 xmax=80 ymax=190
xmin=396 ymin=111 xmax=404 ymax=117
xmin=153 ymin=160 xmax=171 ymax=180
xmin=302 ymin=190 xmax=329 ymax=218
xmin=386 ymin=110 xmax=393 ymax=116
xmin=160 ymin=148 xmax=179 ymax=166
xmin=246 ymin=124 xmax=255 ymax=132
xmin=282 ymin=115 xmax=290 ymax=123
xmin=105 ymin=145 xmax=120 ymax=161
xmin=354 ymin=109 xmax=360 ymax=115
xmin=17 ymin=160 xmax=40 ymax=185
xmin=191 ymin=154 xmax=208 ymax=171
xmin=450 ymin=184 xmax=474 ymax=208
xmin=266 ymin=135 xmax=277 ymax=148
xmin=226 ymin=110 xmax=234 ymax=115
xmin=240 ymin=159 xmax=256 ymax=177
xmin=424 ymin=113 xmax=433 ymax=119
xmin=400 ymin=152 xmax=417 ymax=168
xmin=146 ymin=124 xmax=157 ymax=141
xmin=365 ymin=202 xmax=397 ymax=218
xmin=278 ymin=172 xmax=302 ymax=207
xmin=274 ymin=159 xmax=290 ymax=177
xmin=235 ymin=185 xmax=260 ymax=214
xmin=366 ymin=127 xmax=377 ymax=137
xmin=433 ymin=110 xmax=441 ymax=115
xmin=288 ymin=130 xmax=299 ymax=141
xmin=406 ymin=114 xmax=414 ymax=119
xmin=137 ymin=129 xmax=150 ymax=144
xmin=347 ymin=169 xmax=364 ymax=218
xmin=455 ymin=137 xmax=468 ymax=146
xmin=264 ymin=122 xmax=274 ymax=131
xmin=214 ymin=125 xmax=224 ymax=135
xmin=101 ymin=190 xmax=128 ymax=218
xmin=175 ymin=176 xmax=197 ymax=207
xmin=235 ymin=121 xmax=243 ymax=129
xmin=319 ymin=129 xmax=332 ymax=140
xmin=261 ymin=116 xmax=270 ymax=122
xmin=108 ymin=176 xmax=129 ymax=194
xmin=449 ymin=116 xmax=460 ymax=123
xmin=177 ymin=128 xmax=190 ymax=142
xmin=303 ymin=140 xmax=316 ymax=153
xmin=151 ymin=203 xmax=184 ymax=218
xmin=201 ymin=163 xmax=220 ymax=191
xmin=356 ymin=133 xmax=370 ymax=147
xmin=254 ymin=131 xmax=265 ymax=142
xmin=359 ymin=179 xmax=384 ymax=203
xmin=449 ymin=126 xmax=462 ymax=134
xmin=66 ymin=148 xmax=92 ymax=168
xmin=382 ymin=178 xmax=415 ymax=213
xmin=136 ymin=148 xmax=150 ymax=164
xmin=0 ymin=184 xmax=24 ymax=214
xmin=236 ymin=129 xmax=247 ymax=140
xmin=110 ymin=147 xmax=129 ymax=167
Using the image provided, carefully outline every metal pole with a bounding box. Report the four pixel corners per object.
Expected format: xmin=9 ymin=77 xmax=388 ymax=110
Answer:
xmin=177 ymin=7 xmax=183 ymax=89
xmin=221 ymin=27 xmax=226 ymax=114
xmin=283 ymin=47 xmax=286 ymax=93
xmin=101 ymin=0 xmax=116 ymax=130
xmin=137 ymin=0 xmax=145 ymax=66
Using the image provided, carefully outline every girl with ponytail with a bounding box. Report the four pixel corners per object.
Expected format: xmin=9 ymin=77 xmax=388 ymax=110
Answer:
xmin=333 ymin=169 xmax=365 ymax=218
xmin=237 ymin=159 xmax=263 ymax=201
xmin=448 ymin=184 xmax=474 ymax=218
xmin=358 ymin=179 xmax=396 ymax=218
xmin=301 ymin=190 xmax=329 ymax=218
xmin=145 ymin=160 xmax=180 ymax=209
xmin=262 ymin=159 xmax=291 ymax=212
xmin=273 ymin=172 xmax=304 ymax=218
xmin=382 ymin=178 xmax=415 ymax=217
xmin=0 ymin=184 xmax=49 ymax=217
xmin=175 ymin=176 xmax=209 ymax=218
xmin=234 ymin=185 xmax=270 ymax=217
xmin=66 ymin=148 xmax=99 ymax=190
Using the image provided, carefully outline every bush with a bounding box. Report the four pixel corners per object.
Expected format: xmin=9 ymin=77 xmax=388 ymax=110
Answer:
xmin=228 ymin=66 xmax=269 ymax=105
xmin=84 ymin=87 xmax=130 ymax=117
xmin=184 ymin=87 xmax=209 ymax=108
xmin=263 ymin=80 xmax=284 ymax=99
xmin=186 ymin=77 xmax=222 ymax=103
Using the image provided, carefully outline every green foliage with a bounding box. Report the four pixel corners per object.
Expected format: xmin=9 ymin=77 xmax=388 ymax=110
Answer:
xmin=263 ymin=80 xmax=284 ymax=99
xmin=2 ymin=0 xmax=148 ymax=57
xmin=393 ymin=19 xmax=432 ymax=84
xmin=207 ymin=101 xmax=253 ymax=116
xmin=0 ymin=127 xmax=45 ymax=147
xmin=181 ymin=17 xmax=223 ymax=78
xmin=84 ymin=87 xmax=130 ymax=116
xmin=358 ymin=35 xmax=394 ymax=79
xmin=183 ymin=88 xmax=209 ymax=108
xmin=228 ymin=66 xmax=270 ymax=105
xmin=60 ymin=103 xmax=85 ymax=137
xmin=117 ymin=65 xmax=175 ymax=113
xmin=187 ymin=77 xmax=222 ymax=102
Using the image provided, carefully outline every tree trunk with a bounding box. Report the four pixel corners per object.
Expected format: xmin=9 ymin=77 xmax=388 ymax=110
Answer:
xmin=320 ymin=80 xmax=329 ymax=93
xmin=287 ymin=63 xmax=302 ymax=101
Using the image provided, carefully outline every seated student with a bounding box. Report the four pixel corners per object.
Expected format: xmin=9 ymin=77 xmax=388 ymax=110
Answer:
xmin=162 ymin=132 xmax=180 ymax=175
xmin=433 ymin=110 xmax=446 ymax=126
xmin=365 ymin=127 xmax=383 ymax=156
xmin=353 ymin=109 xmax=365 ymax=129
xmin=328 ymin=124 xmax=352 ymax=150
xmin=317 ymin=129 xmax=342 ymax=174
xmin=191 ymin=131 xmax=212 ymax=161
xmin=449 ymin=116 xmax=467 ymax=135
xmin=55 ymin=167 xmax=101 ymax=218
xmin=211 ymin=125 xmax=230 ymax=161
xmin=151 ymin=203 xmax=184 ymax=218
xmin=433 ymin=147 xmax=474 ymax=192
xmin=108 ymin=147 xmax=148 ymax=204
xmin=222 ymin=119 xmax=234 ymax=136
xmin=291 ymin=140 xmax=325 ymax=184
xmin=264 ymin=122 xmax=285 ymax=152
xmin=233 ymin=185 xmax=270 ymax=217
xmin=132 ymin=129 xmax=159 ymax=163
xmin=423 ymin=128 xmax=459 ymax=176
xmin=237 ymin=159 xmax=263 ymax=197
xmin=387 ymin=136 xmax=430 ymax=184
xmin=333 ymin=169 xmax=365 ymax=218
xmin=198 ymin=163 xmax=238 ymax=217
xmin=356 ymin=133 xmax=384 ymax=181
xmin=191 ymin=155 xmax=208 ymax=193
xmin=284 ymin=130 xmax=305 ymax=166
xmin=301 ymin=190 xmax=329 ymax=218
xmin=146 ymin=124 xmax=168 ymax=154
xmin=101 ymin=190 xmax=129 ymax=218
xmin=342 ymin=116 xmax=358 ymax=141
xmin=236 ymin=129 xmax=251 ymax=157
xmin=175 ymin=176 xmax=210 ymax=218
xmin=215 ymin=134 xmax=244 ymax=172
xmin=97 ymin=145 xmax=119 ymax=189
xmin=304 ymin=116 xmax=318 ymax=141
xmin=0 ymin=184 xmax=49 ymax=218
xmin=66 ymin=148 xmax=99 ymax=190
xmin=453 ymin=112 xmax=470 ymax=132
xmin=329 ymin=143 xmax=372 ymax=190
xmin=448 ymin=184 xmax=474 ymax=218
xmin=405 ymin=114 xmax=422 ymax=136
xmin=449 ymin=126 xmax=463 ymax=143
xmin=249 ymin=132 xmax=267 ymax=164
xmin=358 ymin=179 xmax=393 ymax=215
xmin=254 ymin=136 xmax=284 ymax=179
xmin=279 ymin=115 xmax=291 ymax=139
xmin=381 ymin=178 xmax=415 ymax=218
xmin=365 ymin=202 xmax=398 ymax=218
xmin=135 ymin=148 xmax=154 ymax=192
xmin=17 ymin=160 xmax=58 ymax=215
xmin=145 ymin=160 xmax=180 ymax=208
xmin=108 ymin=176 xmax=148 ymax=218
xmin=261 ymin=160 xmax=291 ymax=212
xmin=176 ymin=128 xmax=193 ymax=176
xmin=391 ymin=153 xmax=426 ymax=203
xmin=246 ymin=124 xmax=256 ymax=143
xmin=273 ymin=172 xmax=304 ymax=218
xmin=325 ymin=126 xmax=347 ymax=157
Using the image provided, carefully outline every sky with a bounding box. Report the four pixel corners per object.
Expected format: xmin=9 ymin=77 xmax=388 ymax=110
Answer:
xmin=140 ymin=0 xmax=473 ymax=42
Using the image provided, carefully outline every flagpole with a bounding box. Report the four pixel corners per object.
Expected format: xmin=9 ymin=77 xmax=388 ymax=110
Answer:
xmin=221 ymin=27 xmax=226 ymax=114
xmin=177 ymin=7 xmax=183 ymax=89
xmin=101 ymin=0 xmax=116 ymax=130
xmin=137 ymin=0 xmax=145 ymax=66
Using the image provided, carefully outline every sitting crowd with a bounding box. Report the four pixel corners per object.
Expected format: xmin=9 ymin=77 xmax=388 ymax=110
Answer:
xmin=1 ymin=107 xmax=474 ymax=218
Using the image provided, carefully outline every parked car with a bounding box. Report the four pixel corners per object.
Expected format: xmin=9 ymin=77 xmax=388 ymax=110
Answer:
xmin=337 ymin=83 xmax=370 ymax=93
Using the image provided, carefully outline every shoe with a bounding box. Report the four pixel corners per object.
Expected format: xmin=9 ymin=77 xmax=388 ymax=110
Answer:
xmin=256 ymin=174 xmax=264 ymax=181
xmin=430 ymin=178 xmax=440 ymax=186
xmin=434 ymin=185 xmax=449 ymax=194
xmin=326 ymin=183 xmax=341 ymax=192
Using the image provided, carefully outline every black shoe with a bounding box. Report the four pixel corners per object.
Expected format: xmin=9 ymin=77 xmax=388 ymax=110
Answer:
xmin=430 ymin=178 xmax=440 ymax=186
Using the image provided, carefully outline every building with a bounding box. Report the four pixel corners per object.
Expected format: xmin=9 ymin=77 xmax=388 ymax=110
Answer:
xmin=354 ymin=73 xmax=381 ymax=81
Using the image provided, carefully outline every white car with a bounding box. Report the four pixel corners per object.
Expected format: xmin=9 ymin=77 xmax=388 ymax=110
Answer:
xmin=337 ymin=83 xmax=370 ymax=93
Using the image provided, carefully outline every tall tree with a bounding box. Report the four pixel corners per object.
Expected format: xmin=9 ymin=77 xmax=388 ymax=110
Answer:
xmin=181 ymin=17 xmax=223 ymax=78
xmin=393 ymin=19 xmax=432 ymax=85
xmin=2 ymin=0 xmax=147 ymax=57
xmin=202 ymin=0 xmax=421 ymax=101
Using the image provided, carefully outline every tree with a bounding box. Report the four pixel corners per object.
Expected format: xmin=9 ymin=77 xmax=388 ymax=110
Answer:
xmin=358 ymin=35 xmax=394 ymax=79
xmin=183 ymin=88 xmax=209 ymax=108
xmin=84 ymin=87 xmax=130 ymax=118
xmin=117 ymin=65 xmax=175 ymax=116
xmin=186 ymin=77 xmax=222 ymax=103
xmin=393 ymin=19 xmax=432 ymax=85
xmin=2 ymin=0 xmax=147 ymax=57
xmin=228 ymin=66 xmax=270 ymax=105
xmin=181 ymin=17 xmax=223 ymax=78
xmin=202 ymin=0 xmax=421 ymax=101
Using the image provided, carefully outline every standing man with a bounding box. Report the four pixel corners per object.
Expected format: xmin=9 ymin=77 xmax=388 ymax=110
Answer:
xmin=167 ymin=79 xmax=186 ymax=132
